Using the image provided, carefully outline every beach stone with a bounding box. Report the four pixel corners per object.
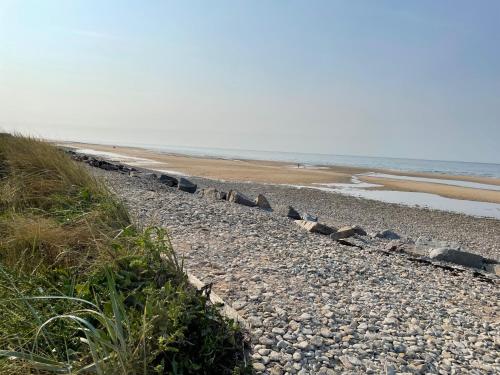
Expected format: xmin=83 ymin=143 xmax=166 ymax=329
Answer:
xmin=429 ymin=247 xmax=485 ymax=269
xmin=177 ymin=177 xmax=197 ymax=193
xmin=199 ymin=187 xmax=226 ymax=200
xmin=253 ymin=362 xmax=266 ymax=371
xmin=351 ymin=225 xmax=367 ymax=235
xmin=294 ymin=220 xmax=335 ymax=235
xmin=334 ymin=226 xmax=356 ymax=239
xmin=320 ymin=327 xmax=333 ymax=338
xmin=301 ymin=213 xmax=318 ymax=222
xmin=255 ymin=194 xmax=272 ymax=210
xmin=484 ymin=263 xmax=500 ymax=276
xmin=157 ymin=174 xmax=178 ymax=187
xmin=375 ymin=230 xmax=400 ymax=240
xmin=227 ymin=190 xmax=256 ymax=207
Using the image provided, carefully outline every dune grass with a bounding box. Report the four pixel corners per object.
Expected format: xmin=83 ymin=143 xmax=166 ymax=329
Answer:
xmin=0 ymin=134 xmax=249 ymax=374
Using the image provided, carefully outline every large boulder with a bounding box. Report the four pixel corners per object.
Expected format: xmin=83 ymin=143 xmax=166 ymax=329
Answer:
xmin=255 ymin=194 xmax=272 ymax=210
xmin=157 ymin=174 xmax=178 ymax=187
xmin=429 ymin=248 xmax=485 ymax=269
xmin=199 ymin=187 xmax=226 ymax=200
xmin=227 ymin=190 xmax=256 ymax=207
xmin=295 ymin=220 xmax=336 ymax=235
xmin=331 ymin=226 xmax=356 ymax=240
xmin=177 ymin=177 xmax=197 ymax=193
xmin=351 ymin=225 xmax=367 ymax=236
xmin=98 ymin=160 xmax=119 ymax=171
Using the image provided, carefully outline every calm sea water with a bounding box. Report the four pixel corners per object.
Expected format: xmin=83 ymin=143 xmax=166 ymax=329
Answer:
xmin=132 ymin=144 xmax=500 ymax=178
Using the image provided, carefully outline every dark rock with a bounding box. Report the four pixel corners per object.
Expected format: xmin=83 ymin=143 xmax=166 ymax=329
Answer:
xmin=351 ymin=225 xmax=367 ymax=236
xmin=157 ymin=174 xmax=178 ymax=187
xmin=98 ymin=161 xmax=119 ymax=171
xmin=429 ymin=248 xmax=485 ymax=269
xmin=177 ymin=177 xmax=197 ymax=193
xmin=255 ymin=194 xmax=272 ymax=210
xmin=375 ymin=230 xmax=400 ymax=240
xmin=227 ymin=190 xmax=256 ymax=207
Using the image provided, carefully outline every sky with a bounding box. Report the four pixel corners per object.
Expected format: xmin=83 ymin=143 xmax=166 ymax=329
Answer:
xmin=1 ymin=0 xmax=499 ymax=163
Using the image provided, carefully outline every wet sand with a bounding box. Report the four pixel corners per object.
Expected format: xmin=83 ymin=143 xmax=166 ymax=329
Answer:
xmin=61 ymin=142 xmax=500 ymax=204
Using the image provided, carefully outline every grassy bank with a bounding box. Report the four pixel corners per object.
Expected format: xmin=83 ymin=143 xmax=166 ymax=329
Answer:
xmin=0 ymin=134 xmax=249 ymax=374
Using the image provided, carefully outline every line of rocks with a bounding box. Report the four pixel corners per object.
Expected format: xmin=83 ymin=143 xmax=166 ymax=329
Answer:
xmin=68 ymin=147 xmax=499 ymax=278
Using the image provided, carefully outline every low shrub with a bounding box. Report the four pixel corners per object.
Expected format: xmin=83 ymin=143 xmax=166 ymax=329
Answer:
xmin=0 ymin=135 xmax=250 ymax=374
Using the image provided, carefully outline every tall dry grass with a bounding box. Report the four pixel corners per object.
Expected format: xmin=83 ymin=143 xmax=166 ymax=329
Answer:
xmin=0 ymin=134 xmax=130 ymax=272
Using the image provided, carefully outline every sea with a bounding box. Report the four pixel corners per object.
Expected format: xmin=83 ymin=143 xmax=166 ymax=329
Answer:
xmin=135 ymin=144 xmax=500 ymax=179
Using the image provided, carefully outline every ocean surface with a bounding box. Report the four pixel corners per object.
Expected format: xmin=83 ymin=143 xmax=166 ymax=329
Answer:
xmin=132 ymin=144 xmax=500 ymax=178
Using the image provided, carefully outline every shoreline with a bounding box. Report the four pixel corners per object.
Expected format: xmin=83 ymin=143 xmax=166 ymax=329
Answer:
xmin=59 ymin=142 xmax=500 ymax=208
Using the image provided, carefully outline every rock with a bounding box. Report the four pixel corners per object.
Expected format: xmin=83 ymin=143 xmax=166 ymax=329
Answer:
xmin=157 ymin=174 xmax=178 ymax=187
xmin=310 ymin=335 xmax=323 ymax=347
xmin=199 ymin=187 xmax=226 ymax=200
xmin=276 ymin=205 xmax=302 ymax=220
xmin=258 ymin=348 xmax=271 ymax=356
xmin=484 ymin=263 xmax=500 ymax=276
xmin=144 ymin=173 xmax=157 ymax=180
xmin=385 ymin=240 xmax=405 ymax=252
xmin=351 ymin=225 xmax=367 ymax=235
xmin=301 ymin=213 xmax=318 ymax=222
xmin=248 ymin=316 xmax=263 ymax=327
xmin=319 ymin=327 xmax=333 ymax=338
xmin=429 ymin=247 xmax=485 ymax=269
xmin=294 ymin=220 xmax=335 ymax=235
xmin=296 ymin=340 xmax=309 ymax=350
xmin=339 ymin=355 xmax=363 ymax=369
xmin=255 ymin=194 xmax=272 ymax=210
xmin=297 ymin=312 xmax=311 ymax=321
xmin=98 ymin=160 xmax=119 ymax=171
xmin=332 ymin=226 xmax=356 ymax=239
xmin=177 ymin=177 xmax=197 ymax=193
xmin=375 ymin=230 xmax=400 ymax=240
xmin=227 ymin=190 xmax=256 ymax=207
xmin=253 ymin=362 xmax=266 ymax=371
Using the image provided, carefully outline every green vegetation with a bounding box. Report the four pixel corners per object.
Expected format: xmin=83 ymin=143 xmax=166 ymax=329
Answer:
xmin=0 ymin=134 xmax=249 ymax=374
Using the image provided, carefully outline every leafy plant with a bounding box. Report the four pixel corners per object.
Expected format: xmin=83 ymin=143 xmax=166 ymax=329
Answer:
xmin=0 ymin=135 xmax=250 ymax=374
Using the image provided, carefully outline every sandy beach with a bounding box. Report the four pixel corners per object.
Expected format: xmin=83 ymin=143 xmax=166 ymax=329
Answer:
xmin=61 ymin=142 xmax=500 ymax=205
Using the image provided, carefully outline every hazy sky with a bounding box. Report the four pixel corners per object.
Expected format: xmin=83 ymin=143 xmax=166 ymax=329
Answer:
xmin=1 ymin=1 xmax=499 ymax=163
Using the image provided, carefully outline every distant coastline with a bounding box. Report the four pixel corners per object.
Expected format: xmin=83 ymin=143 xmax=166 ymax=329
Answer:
xmin=58 ymin=141 xmax=500 ymax=219
xmin=58 ymin=140 xmax=500 ymax=179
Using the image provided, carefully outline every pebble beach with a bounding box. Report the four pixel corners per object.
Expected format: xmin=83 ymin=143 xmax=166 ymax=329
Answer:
xmin=86 ymin=159 xmax=500 ymax=375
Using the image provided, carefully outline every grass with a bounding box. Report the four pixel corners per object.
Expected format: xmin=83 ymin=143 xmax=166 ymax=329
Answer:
xmin=0 ymin=134 xmax=249 ymax=374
